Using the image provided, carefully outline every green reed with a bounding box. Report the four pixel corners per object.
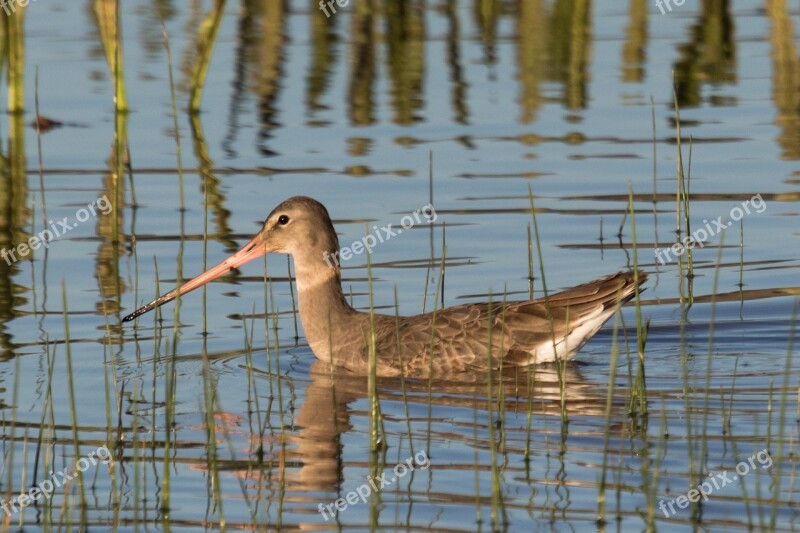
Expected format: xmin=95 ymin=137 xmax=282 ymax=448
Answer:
xmin=29 ymin=73 xmax=53 ymax=525
xmin=161 ymin=334 xmax=178 ymax=518
xmin=32 ymin=344 xmax=56 ymax=527
xmin=287 ymin=256 xmax=299 ymax=341
xmin=157 ymin=22 xmax=186 ymax=518
xmin=484 ymin=290 xmax=497 ymax=522
xmin=522 ymin=359 xmax=539 ymax=468
xmin=244 ymin=312 xmax=265 ymax=459
xmin=33 ymin=68 xmax=48 ymax=263
xmin=527 ymin=184 xmax=568 ymax=422
xmin=266 ymin=273 xmax=286 ymax=465
xmin=671 ymin=91 xmax=701 ymax=524
xmin=61 ymin=281 xmax=87 ymax=522
xmin=17 ymin=431 xmax=28 ymax=525
xmin=243 ymin=344 xmax=269 ymax=528
xmin=147 ymin=263 xmax=169 ymax=515
xmin=393 ymin=286 xmax=415 ymax=458
xmin=651 ymin=96 xmax=658 ymax=253
xmin=738 ymin=218 xmax=745 ymax=305
xmin=722 ymin=412 xmax=760 ymax=529
xmin=672 ymin=82 xmax=695 ymax=293
xmin=644 ymin=399 xmax=667 ymax=529
xmin=472 ymin=396 xmax=483 ymax=528
xmin=98 ymin=284 xmax=121 ymax=519
xmin=684 ymin=139 xmax=694 ymax=278
xmin=161 ymin=23 xmax=185 ymax=215
xmin=495 ymin=290 xmax=509 ymax=458
xmin=484 ymin=290 xmax=508 ymax=531
xmin=770 ymin=299 xmax=798 ymax=527
xmin=424 ymin=227 xmax=447 ymax=456
xmin=697 ymin=235 xmax=725 ymax=522
xmin=421 ymin=258 xmax=432 ymax=314
xmin=596 ymin=313 xmax=621 ymax=526
xmin=202 ymin=139 xmax=210 ymax=336
xmin=150 ymin=260 xmax=162 ymax=432
xmin=216 ymin=338 xmax=237 ymax=527
xmin=627 ymin=186 xmax=649 ymax=418
xmin=365 ymin=233 xmax=384 ymax=452
xmin=267 ymin=280 xmax=288 ymax=531
xmin=2 ymin=346 xmax=21 ymax=529
xmin=130 ymin=378 xmax=141 ymax=530
xmin=262 ymin=257 xmax=274 ymax=401
xmin=527 ymin=223 xmax=534 ymax=299
xmin=366 ymin=237 xmax=388 ymax=527
xmin=201 ymin=335 xmax=224 ymax=527
xmin=521 ymin=214 xmax=544 ymax=464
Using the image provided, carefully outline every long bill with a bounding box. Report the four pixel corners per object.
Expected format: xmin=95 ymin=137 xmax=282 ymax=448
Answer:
xmin=122 ymin=234 xmax=267 ymax=322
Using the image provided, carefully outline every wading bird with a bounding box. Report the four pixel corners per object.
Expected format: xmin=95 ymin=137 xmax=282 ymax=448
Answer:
xmin=123 ymin=196 xmax=646 ymax=377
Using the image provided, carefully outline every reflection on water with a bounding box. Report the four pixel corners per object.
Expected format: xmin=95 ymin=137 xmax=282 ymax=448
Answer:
xmin=272 ymin=359 xmax=615 ymax=521
xmin=673 ymin=0 xmax=736 ymax=107
xmin=0 ymin=1 xmax=798 ymax=531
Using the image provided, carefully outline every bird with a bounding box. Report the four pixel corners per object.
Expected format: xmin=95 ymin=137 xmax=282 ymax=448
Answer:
xmin=123 ymin=196 xmax=646 ymax=377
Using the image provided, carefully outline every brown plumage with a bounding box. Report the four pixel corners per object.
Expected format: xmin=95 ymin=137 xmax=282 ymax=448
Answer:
xmin=123 ymin=196 xmax=646 ymax=377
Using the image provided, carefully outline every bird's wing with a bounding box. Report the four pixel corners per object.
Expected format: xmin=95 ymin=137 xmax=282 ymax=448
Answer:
xmin=373 ymin=302 xmax=511 ymax=376
xmin=501 ymin=271 xmax=643 ymax=364
xmin=371 ymin=271 xmax=644 ymax=375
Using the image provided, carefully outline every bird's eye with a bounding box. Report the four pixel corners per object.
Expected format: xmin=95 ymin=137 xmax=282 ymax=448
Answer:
xmin=278 ymin=215 xmax=290 ymax=225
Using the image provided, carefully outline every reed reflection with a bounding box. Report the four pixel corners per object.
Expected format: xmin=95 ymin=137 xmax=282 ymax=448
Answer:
xmin=672 ymin=0 xmax=736 ymax=107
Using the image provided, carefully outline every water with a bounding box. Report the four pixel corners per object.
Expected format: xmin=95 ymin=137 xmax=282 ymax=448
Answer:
xmin=0 ymin=1 xmax=798 ymax=530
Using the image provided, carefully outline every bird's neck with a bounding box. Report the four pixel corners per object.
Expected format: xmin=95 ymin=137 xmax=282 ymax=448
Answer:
xmin=293 ymin=259 xmax=357 ymax=363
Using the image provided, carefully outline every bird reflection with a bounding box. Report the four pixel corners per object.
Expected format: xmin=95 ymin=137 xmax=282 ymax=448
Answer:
xmin=283 ymin=358 xmax=616 ymax=495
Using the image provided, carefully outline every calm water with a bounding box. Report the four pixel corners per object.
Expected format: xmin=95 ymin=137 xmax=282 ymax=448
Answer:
xmin=1 ymin=1 xmax=799 ymax=531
